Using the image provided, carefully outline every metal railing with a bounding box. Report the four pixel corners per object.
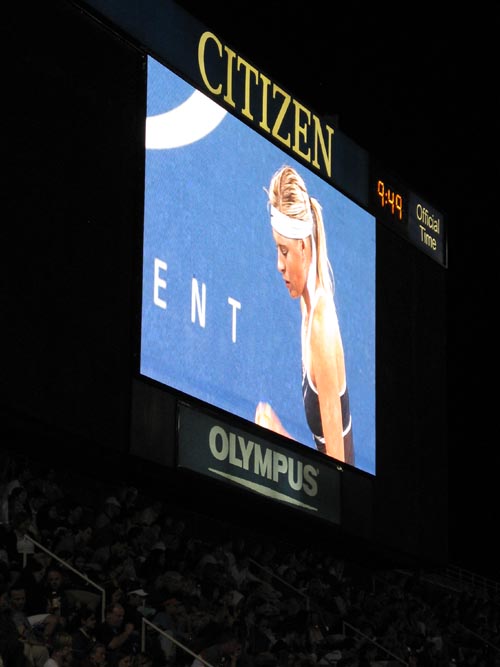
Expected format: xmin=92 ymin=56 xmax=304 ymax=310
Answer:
xmin=342 ymin=621 xmax=409 ymax=666
xmin=140 ymin=617 xmax=216 ymax=667
xmin=248 ymin=556 xmax=310 ymax=609
xmin=24 ymin=534 xmax=106 ymax=621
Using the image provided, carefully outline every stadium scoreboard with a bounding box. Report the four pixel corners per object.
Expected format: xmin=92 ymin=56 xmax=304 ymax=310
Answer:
xmin=62 ymin=0 xmax=448 ymax=547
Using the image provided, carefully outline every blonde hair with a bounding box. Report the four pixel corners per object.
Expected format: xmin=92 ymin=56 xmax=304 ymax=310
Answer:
xmin=267 ymin=165 xmax=333 ymax=296
xmin=50 ymin=632 xmax=73 ymax=653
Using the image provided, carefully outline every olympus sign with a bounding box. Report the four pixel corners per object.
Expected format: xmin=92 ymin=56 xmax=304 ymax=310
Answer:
xmin=208 ymin=425 xmax=319 ymax=497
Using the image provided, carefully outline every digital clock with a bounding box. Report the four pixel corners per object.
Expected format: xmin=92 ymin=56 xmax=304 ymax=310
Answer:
xmin=376 ymin=179 xmax=404 ymax=221
xmin=370 ymin=162 xmax=409 ymax=236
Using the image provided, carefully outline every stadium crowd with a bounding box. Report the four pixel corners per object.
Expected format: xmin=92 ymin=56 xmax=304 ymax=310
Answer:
xmin=1 ymin=451 xmax=499 ymax=667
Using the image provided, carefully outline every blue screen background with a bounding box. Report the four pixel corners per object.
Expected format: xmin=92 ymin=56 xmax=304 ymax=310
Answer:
xmin=141 ymin=57 xmax=376 ymax=475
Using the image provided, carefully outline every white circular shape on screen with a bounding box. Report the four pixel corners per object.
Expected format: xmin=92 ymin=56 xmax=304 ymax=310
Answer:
xmin=146 ymin=90 xmax=227 ymax=149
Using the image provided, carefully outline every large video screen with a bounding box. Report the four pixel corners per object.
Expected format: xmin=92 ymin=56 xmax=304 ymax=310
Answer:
xmin=140 ymin=56 xmax=376 ymax=475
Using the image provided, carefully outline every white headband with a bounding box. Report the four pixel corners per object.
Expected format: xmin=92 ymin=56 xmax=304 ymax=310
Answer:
xmin=269 ymin=205 xmax=313 ymax=239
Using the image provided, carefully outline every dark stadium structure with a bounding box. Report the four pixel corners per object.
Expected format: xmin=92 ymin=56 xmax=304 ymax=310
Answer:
xmin=4 ymin=0 xmax=498 ymax=586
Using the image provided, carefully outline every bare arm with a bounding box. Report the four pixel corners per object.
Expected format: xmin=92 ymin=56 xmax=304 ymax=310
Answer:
xmin=107 ymin=623 xmax=136 ymax=650
xmin=310 ymin=296 xmax=345 ymax=461
xmin=254 ymin=401 xmax=292 ymax=438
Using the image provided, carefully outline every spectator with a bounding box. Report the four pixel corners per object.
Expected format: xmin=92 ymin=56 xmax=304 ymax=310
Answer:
xmin=1 ymin=511 xmax=38 ymax=573
xmin=117 ymin=486 xmax=139 ymax=514
xmin=27 ymin=491 xmax=51 ymax=540
xmin=138 ymin=500 xmax=163 ymax=528
xmin=94 ymin=498 xmax=122 ymax=533
xmin=249 ymin=615 xmax=277 ymax=655
xmin=0 ymin=458 xmax=35 ymax=527
xmin=95 ymin=602 xmax=140 ymax=663
xmin=153 ymin=596 xmax=192 ymax=665
xmin=38 ymin=565 xmax=75 ymax=632
xmin=66 ymin=502 xmax=85 ymax=531
xmin=71 ymin=606 xmax=98 ymax=666
xmin=104 ymin=584 xmax=127 ymax=609
xmin=36 ymin=502 xmax=66 ymax=545
xmin=123 ymin=587 xmax=155 ymax=626
xmin=0 ymin=580 xmax=26 ymax=667
xmin=73 ymin=524 xmax=95 ymax=556
xmin=79 ymin=642 xmax=107 ymax=667
xmin=134 ymin=652 xmax=153 ymax=667
xmin=123 ymin=587 xmax=162 ymax=663
xmin=191 ymin=631 xmax=247 ymax=667
xmin=230 ymin=555 xmax=260 ymax=591
xmin=48 ymin=503 xmax=86 ymax=558
xmin=105 ymin=541 xmax=138 ymax=590
xmin=91 ymin=501 xmax=124 ymax=569
xmin=8 ymin=583 xmax=53 ymax=667
xmin=69 ymin=548 xmax=102 ymax=584
xmin=36 ymin=468 xmax=64 ymax=505
xmin=8 ymin=487 xmax=33 ymax=525
xmin=43 ymin=631 xmax=73 ymax=667
xmin=12 ymin=558 xmax=52 ymax=618
xmin=137 ymin=543 xmax=168 ymax=585
xmin=107 ymin=650 xmax=134 ymax=667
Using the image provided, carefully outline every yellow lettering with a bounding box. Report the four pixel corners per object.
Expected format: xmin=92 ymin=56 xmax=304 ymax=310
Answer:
xmin=237 ymin=56 xmax=259 ymax=120
xmin=223 ymin=45 xmax=237 ymax=108
xmin=292 ymin=100 xmax=312 ymax=164
xmin=258 ymin=73 xmax=272 ymax=133
xmin=197 ymin=31 xmax=335 ymax=181
xmin=271 ymin=84 xmax=291 ymax=148
xmin=198 ymin=32 xmax=223 ymax=96
xmin=312 ymin=116 xmax=334 ymax=178
xmin=419 ymin=225 xmax=437 ymax=251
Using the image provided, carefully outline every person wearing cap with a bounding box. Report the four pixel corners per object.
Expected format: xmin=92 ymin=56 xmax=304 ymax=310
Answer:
xmin=122 ymin=589 xmax=164 ymax=664
xmin=123 ymin=587 xmax=156 ymax=628
xmin=255 ymin=164 xmax=354 ymax=465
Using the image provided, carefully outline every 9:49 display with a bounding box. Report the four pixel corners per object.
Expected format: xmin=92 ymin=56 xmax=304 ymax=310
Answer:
xmin=377 ymin=179 xmax=404 ymax=221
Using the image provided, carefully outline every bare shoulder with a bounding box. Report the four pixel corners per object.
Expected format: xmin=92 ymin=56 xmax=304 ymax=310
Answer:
xmin=311 ymin=291 xmax=338 ymax=347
